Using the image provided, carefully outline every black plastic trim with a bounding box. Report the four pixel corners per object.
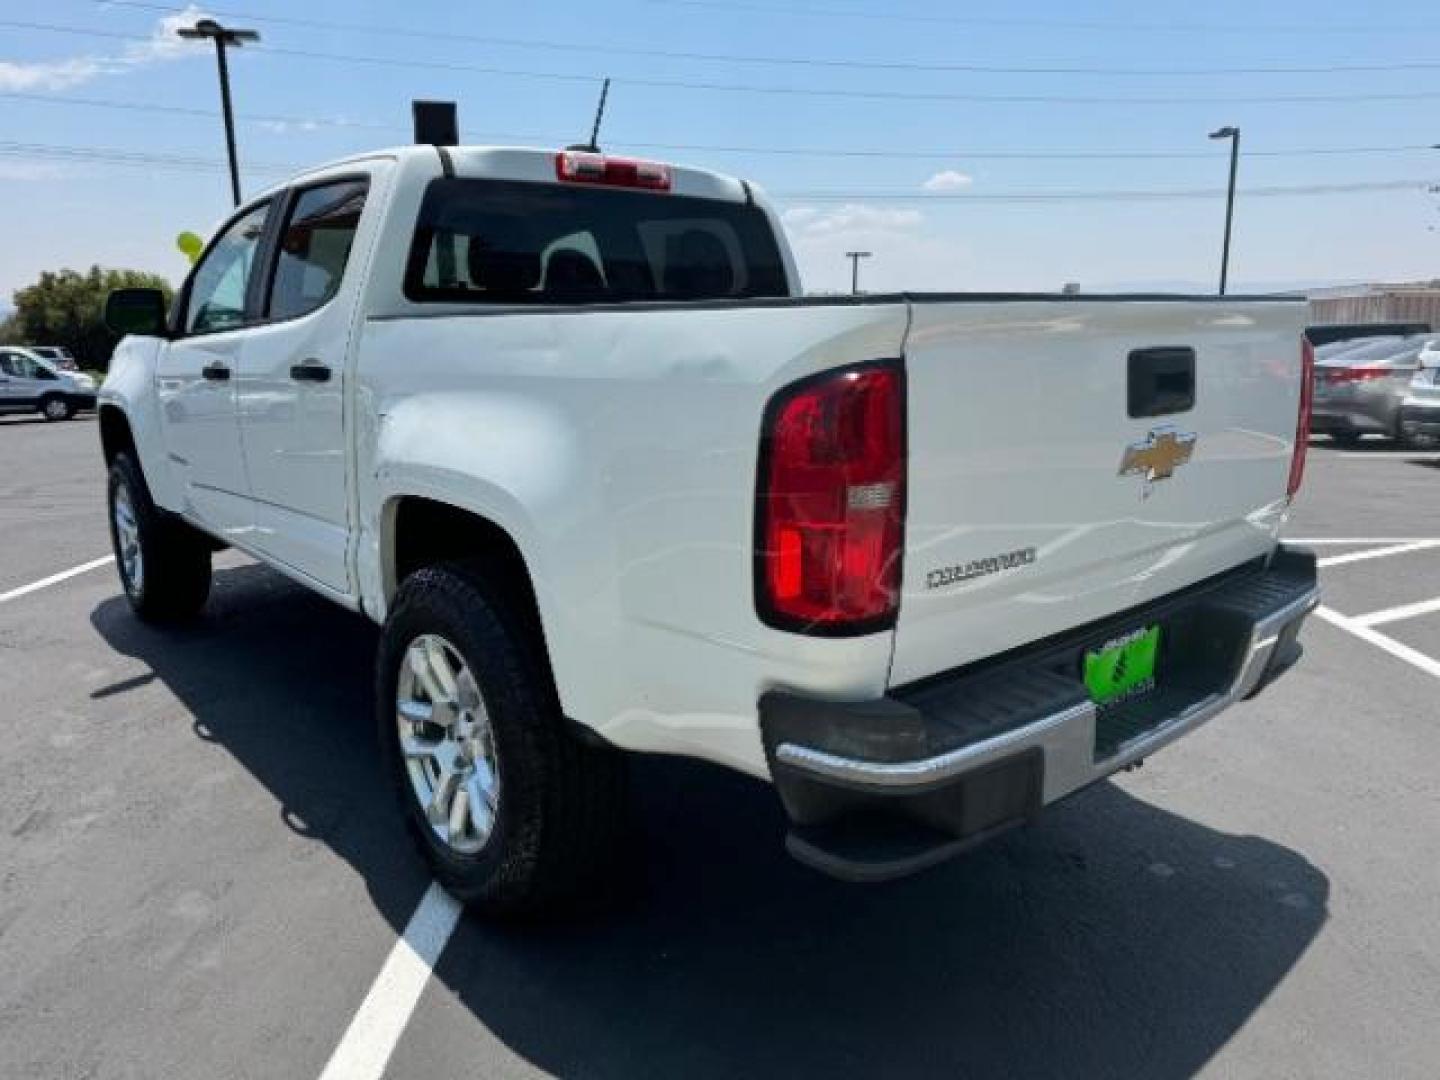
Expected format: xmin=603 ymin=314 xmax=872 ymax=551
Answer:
xmin=371 ymin=290 xmax=1303 ymax=321
xmin=1127 ymin=345 xmax=1196 ymax=418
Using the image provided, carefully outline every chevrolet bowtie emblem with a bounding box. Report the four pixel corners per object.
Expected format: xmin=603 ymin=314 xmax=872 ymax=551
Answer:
xmin=1118 ymin=426 xmax=1197 ymax=496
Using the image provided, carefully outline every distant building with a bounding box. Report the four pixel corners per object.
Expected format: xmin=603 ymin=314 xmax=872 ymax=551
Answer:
xmin=1308 ymin=282 xmax=1440 ymax=329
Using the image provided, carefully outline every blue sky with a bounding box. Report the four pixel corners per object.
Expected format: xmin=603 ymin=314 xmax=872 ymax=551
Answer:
xmin=2 ymin=0 xmax=1438 ymax=299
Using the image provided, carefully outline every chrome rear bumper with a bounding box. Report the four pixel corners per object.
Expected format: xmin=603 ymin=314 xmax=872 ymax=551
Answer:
xmin=762 ymin=547 xmax=1319 ymax=881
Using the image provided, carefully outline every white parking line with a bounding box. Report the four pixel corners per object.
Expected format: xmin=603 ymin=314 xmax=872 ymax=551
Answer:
xmin=1317 ymin=540 xmax=1440 ymax=568
xmin=317 ymin=882 xmax=462 ymax=1080
xmin=1288 ymin=537 xmax=1440 ymax=545
xmin=1354 ymin=595 xmax=1440 ymax=628
xmin=0 ymin=555 xmax=114 ymax=604
xmin=1315 ymin=606 xmax=1440 ymax=681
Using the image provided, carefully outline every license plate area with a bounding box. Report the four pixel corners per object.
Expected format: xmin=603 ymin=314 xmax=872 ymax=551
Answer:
xmin=1082 ymin=624 xmax=1161 ymax=707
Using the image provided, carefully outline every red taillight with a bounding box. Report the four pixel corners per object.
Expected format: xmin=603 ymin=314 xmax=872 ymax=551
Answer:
xmin=554 ymin=150 xmax=672 ymax=191
xmin=1289 ymin=337 xmax=1315 ymax=499
xmin=1325 ymin=366 xmax=1392 ymax=384
xmin=755 ymin=363 xmax=905 ymax=634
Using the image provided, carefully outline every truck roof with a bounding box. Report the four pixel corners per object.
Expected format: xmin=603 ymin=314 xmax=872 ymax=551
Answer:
xmin=262 ymin=145 xmax=756 ymax=206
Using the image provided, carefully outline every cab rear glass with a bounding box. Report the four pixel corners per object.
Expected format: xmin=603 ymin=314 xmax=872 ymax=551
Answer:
xmin=403 ymin=177 xmax=788 ymax=304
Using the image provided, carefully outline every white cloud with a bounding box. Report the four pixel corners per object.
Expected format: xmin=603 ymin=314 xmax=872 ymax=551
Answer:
xmin=256 ymin=119 xmax=322 ymax=135
xmin=0 ymin=5 xmax=212 ymax=92
xmin=0 ymin=57 xmax=106 ymax=92
xmin=922 ymin=170 xmax=973 ymax=192
xmin=782 ymin=203 xmax=924 ymax=239
xmin=0 ymin=160 xmax=73 ymax=181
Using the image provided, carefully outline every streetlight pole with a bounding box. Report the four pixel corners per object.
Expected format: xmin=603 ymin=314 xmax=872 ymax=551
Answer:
xmin=845 ymin=250 xmax=872 ymax=295
xmin=1209 ymin=126 xmax=1241 ymax=296
xmin=177 ymin=19 xmax=259 ymax=206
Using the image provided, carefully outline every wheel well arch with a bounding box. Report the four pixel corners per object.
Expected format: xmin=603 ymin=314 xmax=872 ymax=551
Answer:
xmin=385 ymin=495 xmax=553 ymax=678
xmin=99 ymin=404 xmax=137 ymax=465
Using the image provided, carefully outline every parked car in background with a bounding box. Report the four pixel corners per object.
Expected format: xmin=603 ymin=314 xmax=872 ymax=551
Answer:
xmin=26 ymin=345 xmax=79 ymax=371
xmin=1312 ymin=336 xmax=1400 ymax=364
xmin=1311 ymin=334 xmax=1433 ymax=446
xmin=1305 ymin=322 xmax=1429 ymax=348
xmin=0 ymin=346 xmax=97 ymax=420
xmin=1399 ymin=342 xmax=1440 ymax=445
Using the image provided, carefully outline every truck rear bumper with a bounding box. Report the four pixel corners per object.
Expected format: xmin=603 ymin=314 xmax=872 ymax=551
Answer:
xmin=760 ymin=546 xmax=1319 ymax=882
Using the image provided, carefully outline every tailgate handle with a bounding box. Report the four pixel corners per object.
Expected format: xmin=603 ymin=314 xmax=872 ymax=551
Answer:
xmin=1128 ymin=347 xmax=1195 ymax=418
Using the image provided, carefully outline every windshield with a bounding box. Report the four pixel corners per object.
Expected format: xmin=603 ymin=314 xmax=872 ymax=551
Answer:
xmin=404 ymin=177 xmax=788 ymax=304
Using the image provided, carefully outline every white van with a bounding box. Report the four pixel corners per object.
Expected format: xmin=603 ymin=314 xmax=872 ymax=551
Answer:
xmin=0 ymin=346 xmax=97 ymax=421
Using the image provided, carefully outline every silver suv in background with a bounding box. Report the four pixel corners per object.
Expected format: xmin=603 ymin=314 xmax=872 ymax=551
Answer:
xmin=1311 ymin=334 xmax=1435 ymax=446
xmin=0 ymin=346 xmax=97 ymax=421
xmin=1399 ymin=339 xmax=1440 ymax=445
xmin=25 ymin=345 xmax=79 ymax=371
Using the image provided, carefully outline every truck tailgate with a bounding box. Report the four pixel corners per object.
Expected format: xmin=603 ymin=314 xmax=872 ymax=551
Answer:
xmin=891 ymin=297 xmax=1307 ymax=687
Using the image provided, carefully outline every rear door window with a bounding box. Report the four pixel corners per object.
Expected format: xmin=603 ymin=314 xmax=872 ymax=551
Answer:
xmin=405 ymin=178 xmax=787 ymax=304
xmin=267 ymin=178 xmax=369 ymax=321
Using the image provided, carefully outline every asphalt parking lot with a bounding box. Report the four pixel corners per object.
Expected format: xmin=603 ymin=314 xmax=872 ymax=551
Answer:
xmin=1 ymin=413 xmax=1437 ymax=1080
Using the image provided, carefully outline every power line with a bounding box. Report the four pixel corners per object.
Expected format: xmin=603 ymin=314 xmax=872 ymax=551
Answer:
xmin=774 ymin=179 xmax=1440 ymax=202
xmin=4 ymin=140 xmax=1435 ymax=205
xmin=10 ymin=19 xmax=1440 ymax=107
xmin=0 ymin=140 xmax=294 ymax=174
xmin=646 ymin=0 xmax=1440 ymax=36
xmin=6 ymin=91 xmax=1438 ymax=163
xmin=59 ymin=0 xmax=1440 ymax=76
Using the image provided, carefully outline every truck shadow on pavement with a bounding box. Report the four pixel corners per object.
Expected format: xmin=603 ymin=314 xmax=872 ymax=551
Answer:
xmin=91 ymin=564 xmax=1330 ymax=1080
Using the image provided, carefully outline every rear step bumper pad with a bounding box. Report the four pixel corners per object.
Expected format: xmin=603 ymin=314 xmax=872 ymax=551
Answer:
xmin=761 ymin=546 xmax=1319 ymax=882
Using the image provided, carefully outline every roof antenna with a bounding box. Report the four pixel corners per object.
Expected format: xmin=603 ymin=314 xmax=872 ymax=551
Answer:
xmin=567 ymin=78 xmax=610 ymax=153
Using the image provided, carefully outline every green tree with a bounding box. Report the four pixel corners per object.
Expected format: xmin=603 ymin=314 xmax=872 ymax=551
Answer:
xmin=8 ymin=266 xmax=173 ymax=372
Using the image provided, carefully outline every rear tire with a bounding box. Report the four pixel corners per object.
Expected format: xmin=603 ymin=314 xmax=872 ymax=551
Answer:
xmin=107 ymin=452 xmax=212 ymax=623
xmin=1391 ymin=418 xmax=1416 ymax=450
xmin=40 ymin=395 xmax=73 ymax=422
xmin=377 ymin=562 xmax=628 ymax=918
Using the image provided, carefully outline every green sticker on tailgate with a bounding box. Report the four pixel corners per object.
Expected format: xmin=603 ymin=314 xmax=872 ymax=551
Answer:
xmin=1083 ymin=625 xmax=1161 ymax=705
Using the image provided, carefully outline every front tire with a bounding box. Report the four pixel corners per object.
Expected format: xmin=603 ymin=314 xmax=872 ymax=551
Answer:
xmin=107 ymin=453 xmax=212 ymax=622
xmin=40 ymin=395 xmax=74 ymax=422
xmin=377 ymin=563 xmax=628 ymax=917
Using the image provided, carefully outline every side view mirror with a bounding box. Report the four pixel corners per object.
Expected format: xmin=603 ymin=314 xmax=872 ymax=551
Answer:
xmin=104 ymin=287 xmax=169 ymax=338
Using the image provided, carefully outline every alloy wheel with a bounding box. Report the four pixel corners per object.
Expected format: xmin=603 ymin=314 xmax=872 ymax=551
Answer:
xmin=395 ymin=634 xmax=501 ymax=854
xmin=112 ymin=484 xmax=143 ymax=598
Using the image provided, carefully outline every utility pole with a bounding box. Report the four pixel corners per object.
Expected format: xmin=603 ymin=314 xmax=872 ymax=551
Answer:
xmin=177 ymin=19 xmax=259 ymax=206
xmin=845 ymin=250 xmax=872 ymax=295
xmin=1208 ymin=126 xmax=1241 ymax=296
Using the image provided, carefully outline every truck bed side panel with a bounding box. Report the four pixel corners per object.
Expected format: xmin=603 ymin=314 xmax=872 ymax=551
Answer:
xmin=355 ymin=302 xmax=908 ymax=778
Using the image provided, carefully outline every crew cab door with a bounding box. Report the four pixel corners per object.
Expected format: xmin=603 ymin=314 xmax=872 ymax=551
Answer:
xmin=234 ymin=170 xmax=377 ymax=594
xmin=156 ymin=199 xmax=273 ymax=539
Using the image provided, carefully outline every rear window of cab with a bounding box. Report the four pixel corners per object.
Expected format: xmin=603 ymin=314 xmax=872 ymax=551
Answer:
xmin=403 ymin=177 xmax=788 ymax=305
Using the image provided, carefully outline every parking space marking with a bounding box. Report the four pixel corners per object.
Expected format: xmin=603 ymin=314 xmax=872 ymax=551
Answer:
xmin=1354 ymin=595 xmax=1440 ymax=628
xmin=1316 ymin=540 xmax=1440 ymax=568
xmin=1315 ymin=606 xmax=1440 ymax=682
xmin=0 ymin=555 xmax=114 ymax=605
xmin=316 ymin=882 xmax=462 ymax=1080
xmin=1288 ymin=537 xmax=1440 ymax=545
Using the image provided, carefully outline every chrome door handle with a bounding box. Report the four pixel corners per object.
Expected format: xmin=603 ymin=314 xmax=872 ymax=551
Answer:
xmin=289 ymin=359 xmax=331 ymax=383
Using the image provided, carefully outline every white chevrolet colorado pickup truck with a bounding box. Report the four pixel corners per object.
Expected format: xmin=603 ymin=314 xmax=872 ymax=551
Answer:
xmin=99 ymin=145 xmax=1319 ymax=913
